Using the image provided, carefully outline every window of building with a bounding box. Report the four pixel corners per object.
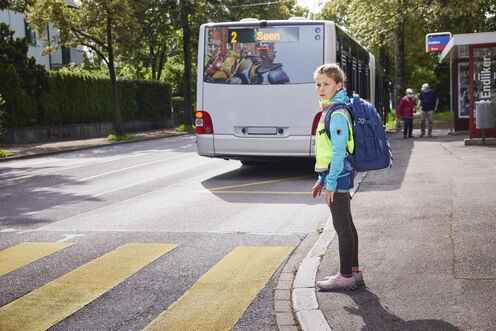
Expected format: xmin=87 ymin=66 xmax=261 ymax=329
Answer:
xmin=62 ymin=46 xmax=71 ymax=65
xmin=24 ymin=20 xmax=36 ymax=46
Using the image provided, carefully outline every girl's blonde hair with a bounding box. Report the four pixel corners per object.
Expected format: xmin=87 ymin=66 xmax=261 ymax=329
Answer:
xmin=314 ymin=63 xmax=346 ymax=86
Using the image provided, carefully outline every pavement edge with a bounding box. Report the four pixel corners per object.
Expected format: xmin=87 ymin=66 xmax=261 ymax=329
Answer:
xmin=283 ymin=172 xmax=367 ymax=331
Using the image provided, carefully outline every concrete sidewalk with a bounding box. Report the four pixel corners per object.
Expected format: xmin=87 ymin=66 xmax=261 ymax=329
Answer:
xmin=0 ymin=129 xmax=191 ymax=162
xmin=305 ymin=129 xmax=496 ymax=330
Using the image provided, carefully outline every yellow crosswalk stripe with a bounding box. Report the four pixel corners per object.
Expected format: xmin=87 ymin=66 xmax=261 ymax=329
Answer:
xmin=209 ymin=175 xmax=313 ymax=191
xmin=0 ymin=243 xmax=178 ymax=331
xmin=0 ymin=242 xmax=73 ymax=277
xmin=144 ymin=245 xmax=294 ymax=331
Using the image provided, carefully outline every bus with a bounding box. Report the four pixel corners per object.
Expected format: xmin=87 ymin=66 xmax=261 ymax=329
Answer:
xmin=195 ymin=18 xmax=390 ymax=164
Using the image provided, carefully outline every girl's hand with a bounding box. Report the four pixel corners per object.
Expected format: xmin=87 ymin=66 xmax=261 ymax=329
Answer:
xmin=312 ymin=182 xmax=324 ymax=199
xmin=326 ymin=190 xmax=335 ymax=206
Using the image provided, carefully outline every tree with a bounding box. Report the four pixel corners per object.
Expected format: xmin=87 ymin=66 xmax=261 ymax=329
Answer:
xmin=0 ymin=92 xmax=5 ymax=138
xmin=0 ymin=0 xmax=35 ymax=12
xmin=0 ymin=23 xmax=47 ymax=127
xmin=421 ymin=0 xmax=496 ymax=34
xmin=178 ymin=0 xmax=194 ymax=126
xmin=26 ymin=0 xmax=136 ymax=136
xmin=119 ymin=0 xmax=176 ymax=80
xmin=318 ymin=0 xmax=419 ymax=109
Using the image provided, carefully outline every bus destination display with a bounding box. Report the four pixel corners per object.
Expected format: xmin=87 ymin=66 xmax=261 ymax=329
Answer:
xmin=228 ymin=27 xmax=299 ymax=43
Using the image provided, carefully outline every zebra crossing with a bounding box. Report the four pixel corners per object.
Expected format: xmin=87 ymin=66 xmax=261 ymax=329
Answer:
xmin=0 ymin=242 xmax=294 ymax=331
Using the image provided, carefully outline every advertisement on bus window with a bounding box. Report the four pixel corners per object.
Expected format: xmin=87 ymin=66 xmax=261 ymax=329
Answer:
xmin=204 ymin=25 xmax=324 ymax=85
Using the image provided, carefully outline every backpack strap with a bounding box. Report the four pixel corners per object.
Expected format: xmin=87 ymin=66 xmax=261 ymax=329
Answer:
xmin=324 ymin=103 xmax=352 ymax=139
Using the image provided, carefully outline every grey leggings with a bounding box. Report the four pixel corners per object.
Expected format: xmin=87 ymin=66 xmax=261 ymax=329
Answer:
xmin=330 ymin=192 xmax=358 ymax=275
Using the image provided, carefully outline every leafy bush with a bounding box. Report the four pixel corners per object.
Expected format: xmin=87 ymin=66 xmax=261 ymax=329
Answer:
xmin=0 ymin=92 xmax=4 ymax=138
xmin=6 ymin=71 xmax=172 ymax=127
xmin=0 ymin=149 xmax=15 ymax=158
xmin=106 ymin=134 xmax=139 ymax=141
xmin=0 ymin=23 xmax=47 ymax=127
xmin=175 ymin=124 xmax=195 ymax=132
xmin=385 ymin=109 xmax=397 ymax=131
xmin=408 ymin=66 xmax=440 ymax=93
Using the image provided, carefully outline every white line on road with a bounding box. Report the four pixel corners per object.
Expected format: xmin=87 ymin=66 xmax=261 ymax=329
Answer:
xmin=0 ymin=136 xmax=196 ymax=183
xmin=35 ymin=159 xmax=231 ymax=227
xmin=76 ymin=153 xmax=192 ymax=182
xmin=56 ymin=234 xmax=86 ymax=242
xmin=0 ymin=228 xmax=17 ymax=233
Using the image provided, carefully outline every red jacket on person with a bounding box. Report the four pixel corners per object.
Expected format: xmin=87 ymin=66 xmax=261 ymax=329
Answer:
xmin=397 ymin=96 xmax=415 ymax=118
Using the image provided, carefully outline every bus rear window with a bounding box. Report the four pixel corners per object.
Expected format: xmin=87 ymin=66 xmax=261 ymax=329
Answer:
xmin=204 ymin=25 xmax=323 ymax=85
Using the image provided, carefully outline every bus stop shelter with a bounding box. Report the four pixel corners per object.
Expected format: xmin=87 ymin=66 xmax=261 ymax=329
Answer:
xmin=439 ymin=31 xmax=496 ymax=140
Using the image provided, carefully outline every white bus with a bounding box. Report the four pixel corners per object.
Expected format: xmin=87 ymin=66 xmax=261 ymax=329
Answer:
xmin=195 ymin=18 xmax=389 ymax=164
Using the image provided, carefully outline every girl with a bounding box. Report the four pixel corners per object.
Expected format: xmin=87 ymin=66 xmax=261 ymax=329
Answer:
xmin=312 ymin=64 xmax=363 ymax=291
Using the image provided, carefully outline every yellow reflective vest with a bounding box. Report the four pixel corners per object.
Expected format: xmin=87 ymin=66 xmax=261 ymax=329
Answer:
xmin=315 ymin=107 xmax=354 ymax=172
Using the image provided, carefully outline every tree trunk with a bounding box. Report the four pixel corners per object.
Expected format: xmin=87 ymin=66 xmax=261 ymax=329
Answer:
xmin=150 ymin=44 xmax=157 ymax=80
xmin=157 ymin=45 xmax=166 ymax=81
xmin=181 ymin=0 xmax=193 ymax=126
xmin=107 ymin=14 xmax=123 ymax=136
xmin=393 ymin=10 xmax=405 ymax=111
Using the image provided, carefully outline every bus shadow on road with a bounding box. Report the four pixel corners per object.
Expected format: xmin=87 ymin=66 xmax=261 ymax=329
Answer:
xmin=202 ymin=129 xmax=458 ymax=202
xmin=201 ymin=159 xmax=324 ymax=205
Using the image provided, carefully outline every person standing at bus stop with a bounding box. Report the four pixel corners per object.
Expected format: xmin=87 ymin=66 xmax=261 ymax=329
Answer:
xmin=312 ymin=64 xmax=362 ymax=291
xmin=397 ymin=88 xmax=417 ymax=138
xmin=418 ymin=83 xmax=439 ymax=137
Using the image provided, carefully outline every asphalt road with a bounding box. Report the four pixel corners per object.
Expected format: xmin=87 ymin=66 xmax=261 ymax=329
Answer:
xmin=0 ymin=135 xmax=327 ymax=330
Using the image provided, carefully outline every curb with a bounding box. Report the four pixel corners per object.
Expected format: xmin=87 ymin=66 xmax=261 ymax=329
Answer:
xmin=290 ymin=172 xmax=367 ymax=331
xmin=274 ymin=231 xmax=319 ymax=330
xmin=0 ymin=132 xmax=192 ymax=163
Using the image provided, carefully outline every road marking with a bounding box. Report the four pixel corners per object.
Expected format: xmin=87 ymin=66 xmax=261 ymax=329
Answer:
xmin=28 ymin=158 xmax=217 ymax=220
xmin=56 ymin=234 xmax=86 ymax=242
xmin=144 ymin=245 xmax=294 ymax=331
xmin=0 ymin=228 xmax=17 ymax=233
xmin=0 ymin=242 xmax=73 ymax=277
xmin=76 ymin=153 xmax=192 ymax=182
xmin=208 ymin=174 xmax=314 ymax=195
xmin=209 ymin=175 xmax=313 ymax=191
xmin=211 ymin=190 xmax=311 ymax=194
xmin=0 ymin=136 xmax=195 ymax=183
xmin=0 ymin=243 xmax=178 ymax=331
xmin=209 ymin=175 xmax=314 ymax=191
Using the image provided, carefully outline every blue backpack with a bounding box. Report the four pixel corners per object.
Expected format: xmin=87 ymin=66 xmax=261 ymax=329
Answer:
xmin=325 ymin=95 xmax=392 ymax=172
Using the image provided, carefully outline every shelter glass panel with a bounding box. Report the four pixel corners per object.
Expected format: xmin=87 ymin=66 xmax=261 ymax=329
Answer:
xmin=473 ymin=46 xmax=496 ymax=120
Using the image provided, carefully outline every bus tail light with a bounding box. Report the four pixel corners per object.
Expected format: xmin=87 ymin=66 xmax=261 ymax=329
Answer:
xmin=311 ymin=111 xmax=322 ymax=135
xmin=196 ymin=111 xmax=214 ymax=134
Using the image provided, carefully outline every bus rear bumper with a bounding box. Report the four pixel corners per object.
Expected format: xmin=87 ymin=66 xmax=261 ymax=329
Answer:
xmin=197 ymin=134 xmax=314 ymax=159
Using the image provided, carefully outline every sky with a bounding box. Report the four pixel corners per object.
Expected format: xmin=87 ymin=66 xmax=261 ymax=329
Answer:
xmin=296 ymin=0 xmax=325 ymax=13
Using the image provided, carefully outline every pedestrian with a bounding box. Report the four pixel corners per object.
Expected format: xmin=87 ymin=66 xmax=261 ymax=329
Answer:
xmin=312 ymin=63 xmax=362 ymax=291
xmin=397 ymin=88 xmax=417 ymax=138
xmin=418 ymin=83 xmax=439 ymax=137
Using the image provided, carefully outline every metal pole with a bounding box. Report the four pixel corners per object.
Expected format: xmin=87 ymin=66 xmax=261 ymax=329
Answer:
xmin=47 ymin=23 xmax=52 ymax=70
xmin=449 ymin=51 xmax=454 ymax=134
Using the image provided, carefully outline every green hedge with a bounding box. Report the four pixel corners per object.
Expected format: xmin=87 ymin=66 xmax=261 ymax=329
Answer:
xmin=4 ymin=71 xmax=171 ymax=127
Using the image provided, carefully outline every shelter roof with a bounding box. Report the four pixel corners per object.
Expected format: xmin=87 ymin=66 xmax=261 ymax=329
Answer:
xmin=439 ymin=31 xmax=496 ymax=62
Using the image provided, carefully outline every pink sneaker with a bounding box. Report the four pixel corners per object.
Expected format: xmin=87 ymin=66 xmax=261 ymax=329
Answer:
xmin=353 ymin=271 xmax=365 ymax=287
xmin=316 ymin=273 xmax=357 ymax=291
xmin=325 ymin=271 xmax=364 ymax=287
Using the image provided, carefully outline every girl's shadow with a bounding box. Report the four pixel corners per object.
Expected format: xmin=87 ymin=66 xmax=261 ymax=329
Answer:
xmin=341 ymin=287 xmax=458 ymax=330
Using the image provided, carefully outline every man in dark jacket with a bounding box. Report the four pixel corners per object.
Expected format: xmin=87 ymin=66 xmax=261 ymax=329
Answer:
xmin=418 ymin=83 xmax=439 ymax=137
